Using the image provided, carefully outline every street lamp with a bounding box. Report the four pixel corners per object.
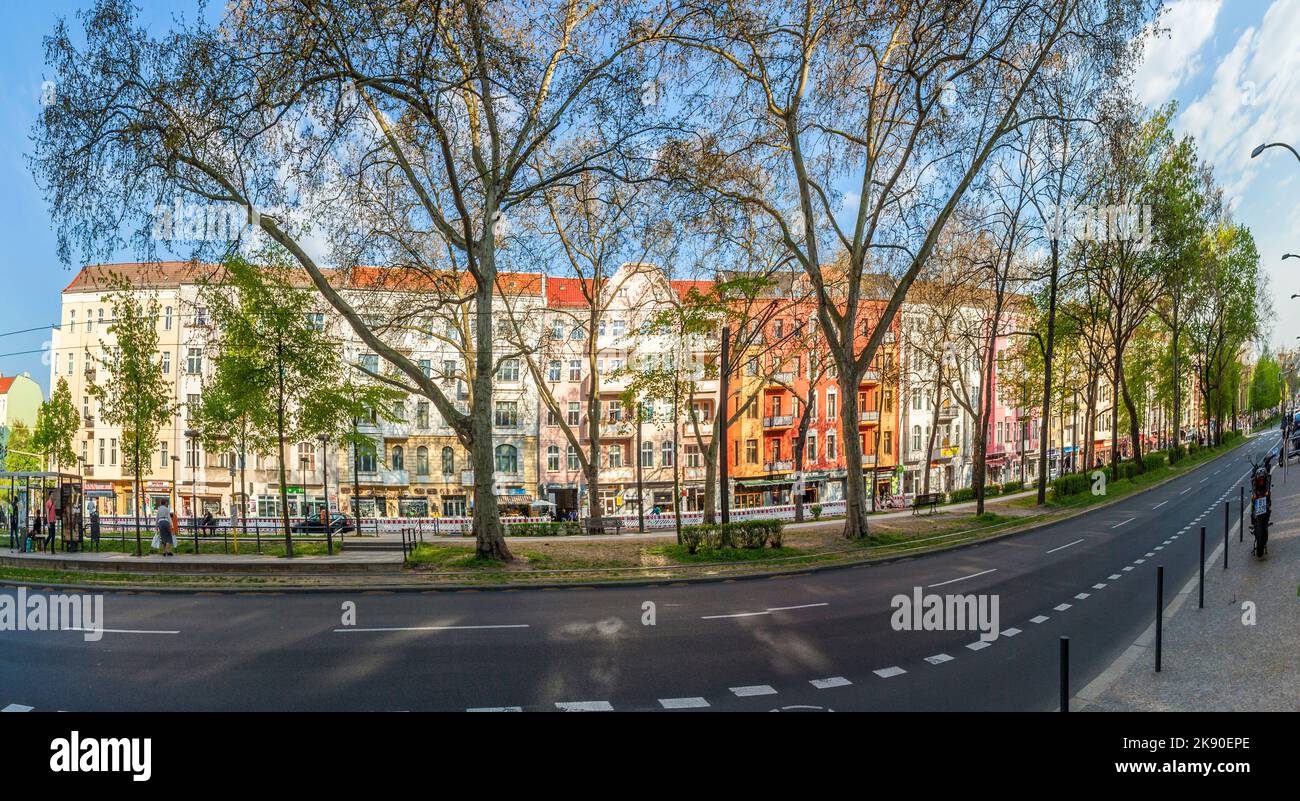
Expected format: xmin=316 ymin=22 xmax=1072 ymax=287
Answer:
xmin=184 ymin=429 xmax=198 ymax=553
xmin=1251 ymin=142 xmax=1300 ymax=163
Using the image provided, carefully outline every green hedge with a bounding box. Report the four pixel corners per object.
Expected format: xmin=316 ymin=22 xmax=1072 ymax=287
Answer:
xmin=505 ymin=522 xmax=581 ymax=537
xmin=1051 ymin=472 xmax=1092 ymax=498
xmin=1000 ymin=480 xmax=1025 ymax=493
xmin=679 ymin=520 xmax=785 ymax=554
xmin=1142 ymin=452 xmax=1166 ymax=471
xmin=949 ymin=488 xmax=975 ymax=503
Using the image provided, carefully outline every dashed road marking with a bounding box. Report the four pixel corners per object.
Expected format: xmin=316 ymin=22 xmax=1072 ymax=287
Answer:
xmin=966 ymin=641 xmax=991 ymax=651
xmin=928 ymin=568 xmax=997 ymax=588
xmin=925 ymin=653 xmax=955 ymax=664
xmin=1054 ymin=603 xmax=1072 ymax=611
xmin=659 ymin=697 xmax=711 ymax=709
xmin=1074 ymin=593 xmax=1091 ymax=600
xmin=810 ymin=677 xmax=852 ymax=689
xmin=1001 ymin=627 xmax=1022 ymax=637
xmin=1152 ymin=501 xmax=1168 ymax=509
xmin=873 ymin=667 xmax=907 ymax=679
xmin=1123 ymin=566 xmax=1135 ymax=572
xmin=1047 ymin=538 xmax=1084 ymax=554
xmin=1112 ymin=518 xmax=1135 ymax=529
xmin=730 ymin=685 xmax=778 ymax=697
xmin=1 ymin=704 xmax=33 ymax=713
xmin=1030 ymin=615 xmax=1050 ymax=624
xmin=467 ymin=706 xmax=523 ymax=712
xmin=1108 ymin=574 xmax=1122 ymax=580
xmin=334 ymin=624 xmax=529 ymax=633
xmin=556 ymin=701 xmax=614 ymax=712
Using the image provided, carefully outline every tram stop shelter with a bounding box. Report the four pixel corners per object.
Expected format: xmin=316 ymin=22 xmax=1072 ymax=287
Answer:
xmin=0 ymin=471 xmax=87 ymax=553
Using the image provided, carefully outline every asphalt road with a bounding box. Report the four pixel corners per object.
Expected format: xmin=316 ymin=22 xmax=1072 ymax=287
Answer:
xmin=0 ymin=434 xmax=1282 ymax=712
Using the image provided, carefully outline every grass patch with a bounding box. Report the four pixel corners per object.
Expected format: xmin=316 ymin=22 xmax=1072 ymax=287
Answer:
xmin=407 ymin=544 xmax=501 ymax=569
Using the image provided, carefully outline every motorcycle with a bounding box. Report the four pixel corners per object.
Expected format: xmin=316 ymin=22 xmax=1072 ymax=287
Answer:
xmin=1247 ymin=453 xmax=1272 ymax=559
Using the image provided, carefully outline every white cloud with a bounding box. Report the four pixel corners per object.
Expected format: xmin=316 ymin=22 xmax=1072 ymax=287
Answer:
xmin=1132 ymin=0 xmax=1223 ymax=105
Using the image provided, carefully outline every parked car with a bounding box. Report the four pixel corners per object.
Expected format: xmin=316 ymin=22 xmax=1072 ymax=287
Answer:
xmin=290 ymin=513 xmax=355 ymax=536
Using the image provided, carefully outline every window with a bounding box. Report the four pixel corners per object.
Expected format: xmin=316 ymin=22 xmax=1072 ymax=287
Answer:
xmin=69 ymin=309 xmax=76 ymax=328
xmin=607 ymin=443 xmax=622 ymax=468
xmin=567 ymin=445 xmax=579 ymax=471
xmin=774 ymin=319 xmax=784 ymax=339
xmin=495 ymin=444 xmax=519 ymax=473
xmin=551 ymin=320 xmax=565 ymax=339
xmin=883 ymin=390 xmax=893 ymax=413
xmin=409 ymin=446 xmax=425 ymax=476
xmin=547 ymin=445 xmax=561 ymax=472
xmin=306 ymin=312 xmax=324 ymax=332
xmin=359 ymin=353 xmax=379 ymax=374
xmin=567 ymin=402 xmax=580 ymax=426
xmin=770 ymin=396 xmax=781 ymax=417
xmin=164 ymin=307 xmax=172 ymax=330
xmin=96 ymin=308 xmax=103 ymax=330
xmin=161 ymin=352 xmax=171 ymax=375
xmin=186 ymin=347 xmax=202 ymax=375
xmin=186 ymin=438 xmax=199 ymax=469
xmin=746 ymin=357 xmax=757 ymax=376
xmin=391 ymin=446 xmax=405 ymax=472
xmin=883 ymin=431 xmax=893 ymax=455
xmin=548 ymin=361 xmax=561 ymax=382
xmin=607 ymin=399 xmax=622 ymax=422
xmin=111 ymin=439 xmax=118 ymax=466
xmin=391 ymin=399 xmax=405 ymax=421
xmin=570 ymin=326 xmax=585 ymax=340
xmin=442 ymin=359 xmax=457 ymax=382
xmin=913 ymin=390 xmax=922 ymax=410
xmin=745 ymin=439 xmax=758 ymax=464
xmin=827 ymin=431 xmax=837 ymax=461
xmin=187 ymin=394 xmax=199 ymax=422
xmin=194 ymin=307 xmax=209 ymax=326
xmin=641 ymin=441 xmax=654 ymax=467
xmin=160 ymin=441 xmax=168 ymax=469
xmin=441 ymin=447 xmax=455 ymax=476
xmin=546 ymin=408 xmax=558 ymax=426
xmin=356 ymin=444 xmax=377 ymax=473
xmin=418 ymin=359 xmax=432 ymax=378
xmin=611 ymin=319 xmax=625 ymax=337
xmin=807 ymin=434 xmax=817 ymax=463
xmin=827 ymin=393 xmax=837 ymax=419
xmin=494 ymin=401 xmax=518 ymax=428
xmin=912 ymin=425 xmax=922 ymax=451
xmin=497 ymin=358 xmax=520 ymax=382
xmin=771 ymin=439 xmax=782 ymax=461
xmin=417 ymin=402 xmax=429 ymax=429
xmin=569 ymin=360 xmax=581 ymax=381
xmin=662 ymin=441 xmax=674 ymax=467
xmin=98 ymin=438 xmax=104 ymax=466
xmin=686 ymin=444 xmax=701 ymax=468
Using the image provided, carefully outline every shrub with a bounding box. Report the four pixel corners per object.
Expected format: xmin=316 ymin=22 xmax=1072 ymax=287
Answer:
xmin=949 ymin=487 xmax=976 ymax=503
xmin=1142 ymin=452 xmax=1166 ymax=472
xmin=680 ymin=524 xmax=705 ymax=555
xmin=1051 ymin=472 xmax=1091 ymax=499
xmin=506 ymin=522 xmax=565 ymax=537
xmin=985 ymin=483 xmax=1003 ymax=497
xmin=1001 ymin=480 xmax=1024 ymax=493
xmin=811 ymin=503 xmax=823 ymax=520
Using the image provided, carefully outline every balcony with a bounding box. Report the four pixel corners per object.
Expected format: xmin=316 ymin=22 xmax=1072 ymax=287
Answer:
xmin=938 ymin=403 xmax=958 ymax=420
xmin=864 ymin=454 xmax=878 ymax=465
xmin=860 ymin=370 xmax=880 ymax=384
xmin=773 ymin=371 xmax=794 ymax=384
xmin=763 ymin=460 xmax=793 ymax=473
xmin=599 ymin=421 xmax=634 ymax=439
xmin=859 ymin=410 xmax=880 ymax=425
xmin=82 ymin=415 xmax=94 ymax=428
xmin=763 ymin=415 xmax=794 ymax=429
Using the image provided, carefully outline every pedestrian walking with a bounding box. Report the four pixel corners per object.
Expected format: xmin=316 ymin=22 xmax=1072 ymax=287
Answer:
xmin=156 ymin=498 xmax=175 ymax=556
xmin=45 ymin=493 xmax=57 ymax=551
xmin=89 ymin=507 xmax=101 ymax=549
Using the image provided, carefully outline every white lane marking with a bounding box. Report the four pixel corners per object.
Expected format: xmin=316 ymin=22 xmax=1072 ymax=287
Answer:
xmin=1152 ymin=501 xmax=1168 ymax=509
xmin=730 ymin=685 xmax=778 ymax=697
xmin=1112 ymin=518 xmax=1135 ymax=529
xmin=1074 ymin=593 xmax=1091 ymax=600
xmin=1001 ymin=627 xmax=1022 ymax=637
xmin=966 ymin=641 xmax=992 ymax=651
xmin=1108 ymin=574 xmax=1122 ymax=580
xmin=69 ymin=628 xmax=180 ymax=635
xmin=1134 ymin=559 xmax=1146 ymax=564
xmin=659 ymin=697 xmax=711 ymax=709
xmin=1054 ymin=603 xmax=1072 ymax=611
xmin=1046 ymin=538 xmax=1084 ymax=554
xmin=556 ymin=701 xmax=614 ymax=712
xmin=810 ymin=676 xmax=852 ymax=689
xmin=873 ymin=667 xmax=907 ymax=678
xmin=467 ymin=706 xmax=522 ymax=712
xmin=1123 ymin=566 xmax=1135 ymax=572
xmin=1199 ymin=478 xmax=1208 ymax=483
xmin=924 ymin=653 xmax=955 ymax=665
xmin=334 ymin=624 xmax=529 ymax=633
xmin=1145 ymin=552 xmax=1155 ymax=557
xmin=1180 ymin=487 xmax=1192 ymax=495
xmin=703 ymin=602 xmax=830 ymax=620
xmin=1093 ymin=583 xmax=1108 ymax=589
xmin=1154 ymin=546 xmax=1164 ymax=551
xmin=1030 ymin=615 xmax=1050 ymax=624
xmin=1 ymin=704 xmax=33 ymax=712
xmin=766 ymin=603 xmax=829 ymax=613
xmin=928 ymin=568 xmax=997 ymax=588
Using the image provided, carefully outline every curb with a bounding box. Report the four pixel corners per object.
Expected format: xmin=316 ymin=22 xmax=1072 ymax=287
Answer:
xmin=0 ymin=440 xmax=1254 ymax=595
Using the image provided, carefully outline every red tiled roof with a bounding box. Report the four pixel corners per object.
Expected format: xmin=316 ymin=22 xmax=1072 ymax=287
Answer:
xmin=0 ymin=376 xmax=14 ymax=395
xmin=670 ymin=279 xmax=713 ymax=300
xmin=546 ymin=276 xmax=591 ymax=308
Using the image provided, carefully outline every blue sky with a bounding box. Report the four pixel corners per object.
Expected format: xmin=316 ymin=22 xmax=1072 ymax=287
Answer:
xmin=1 ymin=1 xmax=1297 ymax=397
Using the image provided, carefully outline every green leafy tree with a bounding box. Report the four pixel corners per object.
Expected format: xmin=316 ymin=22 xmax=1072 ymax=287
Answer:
xmin=33 ymin=376 xmax=81 ymax=471
xmin=88 ymin=287 xmax=174 ymax=556
xmin=1249 ymin=352 xmax=1282 ymax=414
xmin=201 ymin=253 xmax=397 ymax=556
xmin=2 ymin=422 xmax=42 ymax=472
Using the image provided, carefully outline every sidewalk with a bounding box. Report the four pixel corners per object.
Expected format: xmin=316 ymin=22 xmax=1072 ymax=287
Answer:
xmin=1078 ymin=457 xmax=1300 ymax=711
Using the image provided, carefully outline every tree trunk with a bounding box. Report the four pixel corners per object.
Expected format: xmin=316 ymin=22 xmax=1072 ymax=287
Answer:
xmin=470 ymin=277 xmax=510 ymax=561
xmin=1121 ymin=369 xmax=1143 ymax=472
xmin=922 ymin=377 xmax=941 ymax=495
xmin=1170 ymin=301 xmax=1181 ymax=462
xmin=792 ymin=404 xmax=812 ymax=523
xmin=838 ymin=367 xmax=868 ymax=539
xmin=275 ymin=340 xmax=293 ymax=557
xmin=1038 ymin=246 xmax=1060 ymax=504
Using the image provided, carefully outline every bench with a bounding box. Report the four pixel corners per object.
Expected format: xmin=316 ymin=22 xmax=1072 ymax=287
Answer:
xmin=911 ymin=493 xmax=942 ymax=515
xmin=584 ymin=517 xmax=625 ymax=536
